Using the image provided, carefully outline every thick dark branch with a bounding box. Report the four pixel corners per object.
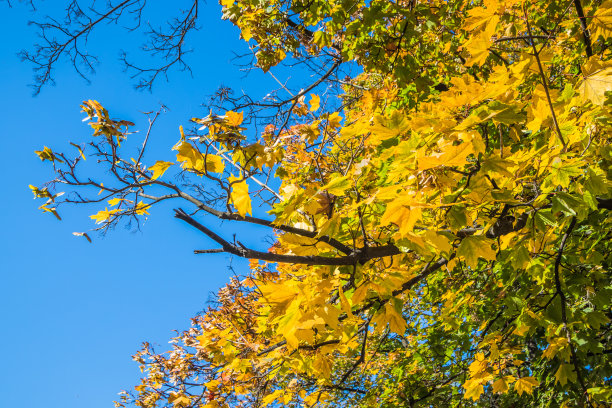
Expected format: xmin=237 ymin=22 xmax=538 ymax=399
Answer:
xmin=554 ymin=217 xmax=593 ymax=407
xmin=494 ymin=35 xmax=551 ymax=43
xmin=322 ymin=384 xmax=366 ymax=395
xmin=573 ymin=0 xmax=593 ymax=57
xmin=170 ymin=189 xmax=352 ymax=254
xmin=257 ymin=338 xmax=340 ymax=356
xmin=597 ymin=197 xmax=612 ymax=210
xmin=175 ymin=208 xmax=402 ymax=265
xmin=298 ymin=339 xmax=341 ymax=351
xmin=194 ymin=248 xmax=225 ymax=254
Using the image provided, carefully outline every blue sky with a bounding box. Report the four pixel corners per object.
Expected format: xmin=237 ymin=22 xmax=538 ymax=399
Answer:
xmin=0 ymin=3 xmax=283 ymax=408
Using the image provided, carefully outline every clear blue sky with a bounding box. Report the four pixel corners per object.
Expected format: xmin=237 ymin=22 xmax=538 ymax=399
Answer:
xmin=0 ymin=3 xmax=281 ymax=408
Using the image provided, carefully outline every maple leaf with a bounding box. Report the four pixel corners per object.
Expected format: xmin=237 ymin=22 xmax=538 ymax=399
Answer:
xmin=90 ymin=208 xmax=119 ymax=224
xmin=225 ymin=110 xmax=244 ymax=127
xmin=464 ymin=35 xmax=491 ymax=67
xmin=309 ymin=94 xmax=320 ymax=112
xmin=327 ymin=112 xmax=342 ymax=128
xmin=149 ymin=161 xmax=174 ymax=180
xmin=174 ymin=142 xmax=224 ymax=174
xmin=463 ymin=378 xmax=485 ymax=401
xmin=591 ymin=1 xmax=612 ymax=40
xmin=417 ymin=142 xmax=474 ymax=171
xmin=555 ymin=364 xmax=577 ymax=386
xmin=548 ymin=157 xmax=583 ymax=188
xmin=380 ymin=198 xmax=422 ymax=237
xmin=229 ymin=175 xmax=252 ymax=216
xmin=578 ymin=60 xmax=612 ymax=105
xmin=320 ymin=173 xmax=351 ymax=196
xmin=134 ymin=201 xmax=150 ymax=216
xmin=384 ymin=301 xmax=407 ymax=335
xmin=168 ymin=393 xmax=191 ymax=407
xmin=514 ymin=376 xmax=540 ymax=396
xmin=492 ymin=376 xmax=515 ymax=394
xmin=457 ymin=236 xmax=496 ymax=268
xmin=175 ymin=141 xmax=203 ymax=169
xmin=108 ymin=198 xmax=123 ymax=206
xmin=313 ymin=354 xmax=333 ymax=379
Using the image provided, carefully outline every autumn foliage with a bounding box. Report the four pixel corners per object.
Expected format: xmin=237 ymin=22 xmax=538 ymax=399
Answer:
xmin=30 ymin=0 xmax=612 ymax=406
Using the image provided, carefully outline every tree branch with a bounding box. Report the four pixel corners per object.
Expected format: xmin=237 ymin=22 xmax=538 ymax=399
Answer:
xmin=175 ymin=208 xmax=402 ymax=265
xmin=553 ymin=217 xmax=593 ymax=408
xmin=573 ymin=0 xmax=593 ymax=57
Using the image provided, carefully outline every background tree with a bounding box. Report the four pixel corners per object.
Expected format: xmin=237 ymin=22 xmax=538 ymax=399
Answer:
xmin=25 ymin=0 xmax=612 ymax=407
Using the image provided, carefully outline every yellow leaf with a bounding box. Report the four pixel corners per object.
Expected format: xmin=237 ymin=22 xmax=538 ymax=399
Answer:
xmin=327 ymin=112 xmax=342 ymax=128
xmin=542 ymin=337 xmax=569 ymax=360
xmin=149 ymin=161 xmax=174 ymax=180
xmin=309 ymin=94 xmax=320 ymax=112
xmin=512 ymin=323 xmax=530 ymax=337
xmin=260 ymin=282 xmax=298 ymax=305
xmin=591 ymin=1 xmax=612 ymax=40
xmin=578 ymin=60 xmax=612 ymax=106
xmin=168 ymin=392 xmax=191 ymax=407
xmin=262 ymin=390 xmax=284 ymax=406
xmin=175 ymin=141 xmax=202 ymax=169
xmin=228 ymin=175 xmax=252 ymax=216
xmin=70 ymin=142 xmax=86 ymax=160
xmin=108 ymin=198 xmax=123 ymax=206
xmin=417 ymin=142 xmax=474 ymax=171
xmin=175 ymin=142 xmax=225 ymax=174
xmin=514 ymin=376 xmax=539 ymax=396
xmin=225 ymin=110 xmax=244 ymax=127
xmin=35 ymin=146 xmax=63 ymax=163
xmin=468 ymin=352 xmax=488 ymax=375
xmin=338 ymin=283 xmax=352 ymax=317
xmin=320 ymin=173 xmax=351 ymax=195
xmin=464 ymin=35 xmax=491 ymax=67
xmin=205 ymin=154 xmax=225 ymax=173
xmin=90 ymin=208 xmax=119 ymax=224
xmin=39 ymin=204 xmax=62 ymax=220
xmin=463 ymin=378 xmax=485 ymax=401
xmin=241 ymin=26 xmax=252 ymax=41
xmin=380 ymin=198 xmax=421 ymax=237
xmin=457 ymin=236 xmax=496 ymax=268
xmin=492 ymin=376 xmax=515 ymax=394
xmin=135 ymin=201 xmax=150 ymax=216
xmin=29 ymin=185 xmax=52 ymax=199
xmin=464 ymin=4 xmax=500 ymax=34
xmin=385 ymin=301 xmax=407 ymax=335
xmin=313 ymin=353 xmax=333 ymax=379
xmin=422 ymin=230 xmax=453 ymax=254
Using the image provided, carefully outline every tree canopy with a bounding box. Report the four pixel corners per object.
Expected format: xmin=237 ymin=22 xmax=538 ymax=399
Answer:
xmin=27 ymin=0 xmax=612 ymax=406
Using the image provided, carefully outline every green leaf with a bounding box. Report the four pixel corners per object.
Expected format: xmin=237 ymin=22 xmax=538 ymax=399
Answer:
xmin=555 ymin=364 xmax=577 ymax=386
